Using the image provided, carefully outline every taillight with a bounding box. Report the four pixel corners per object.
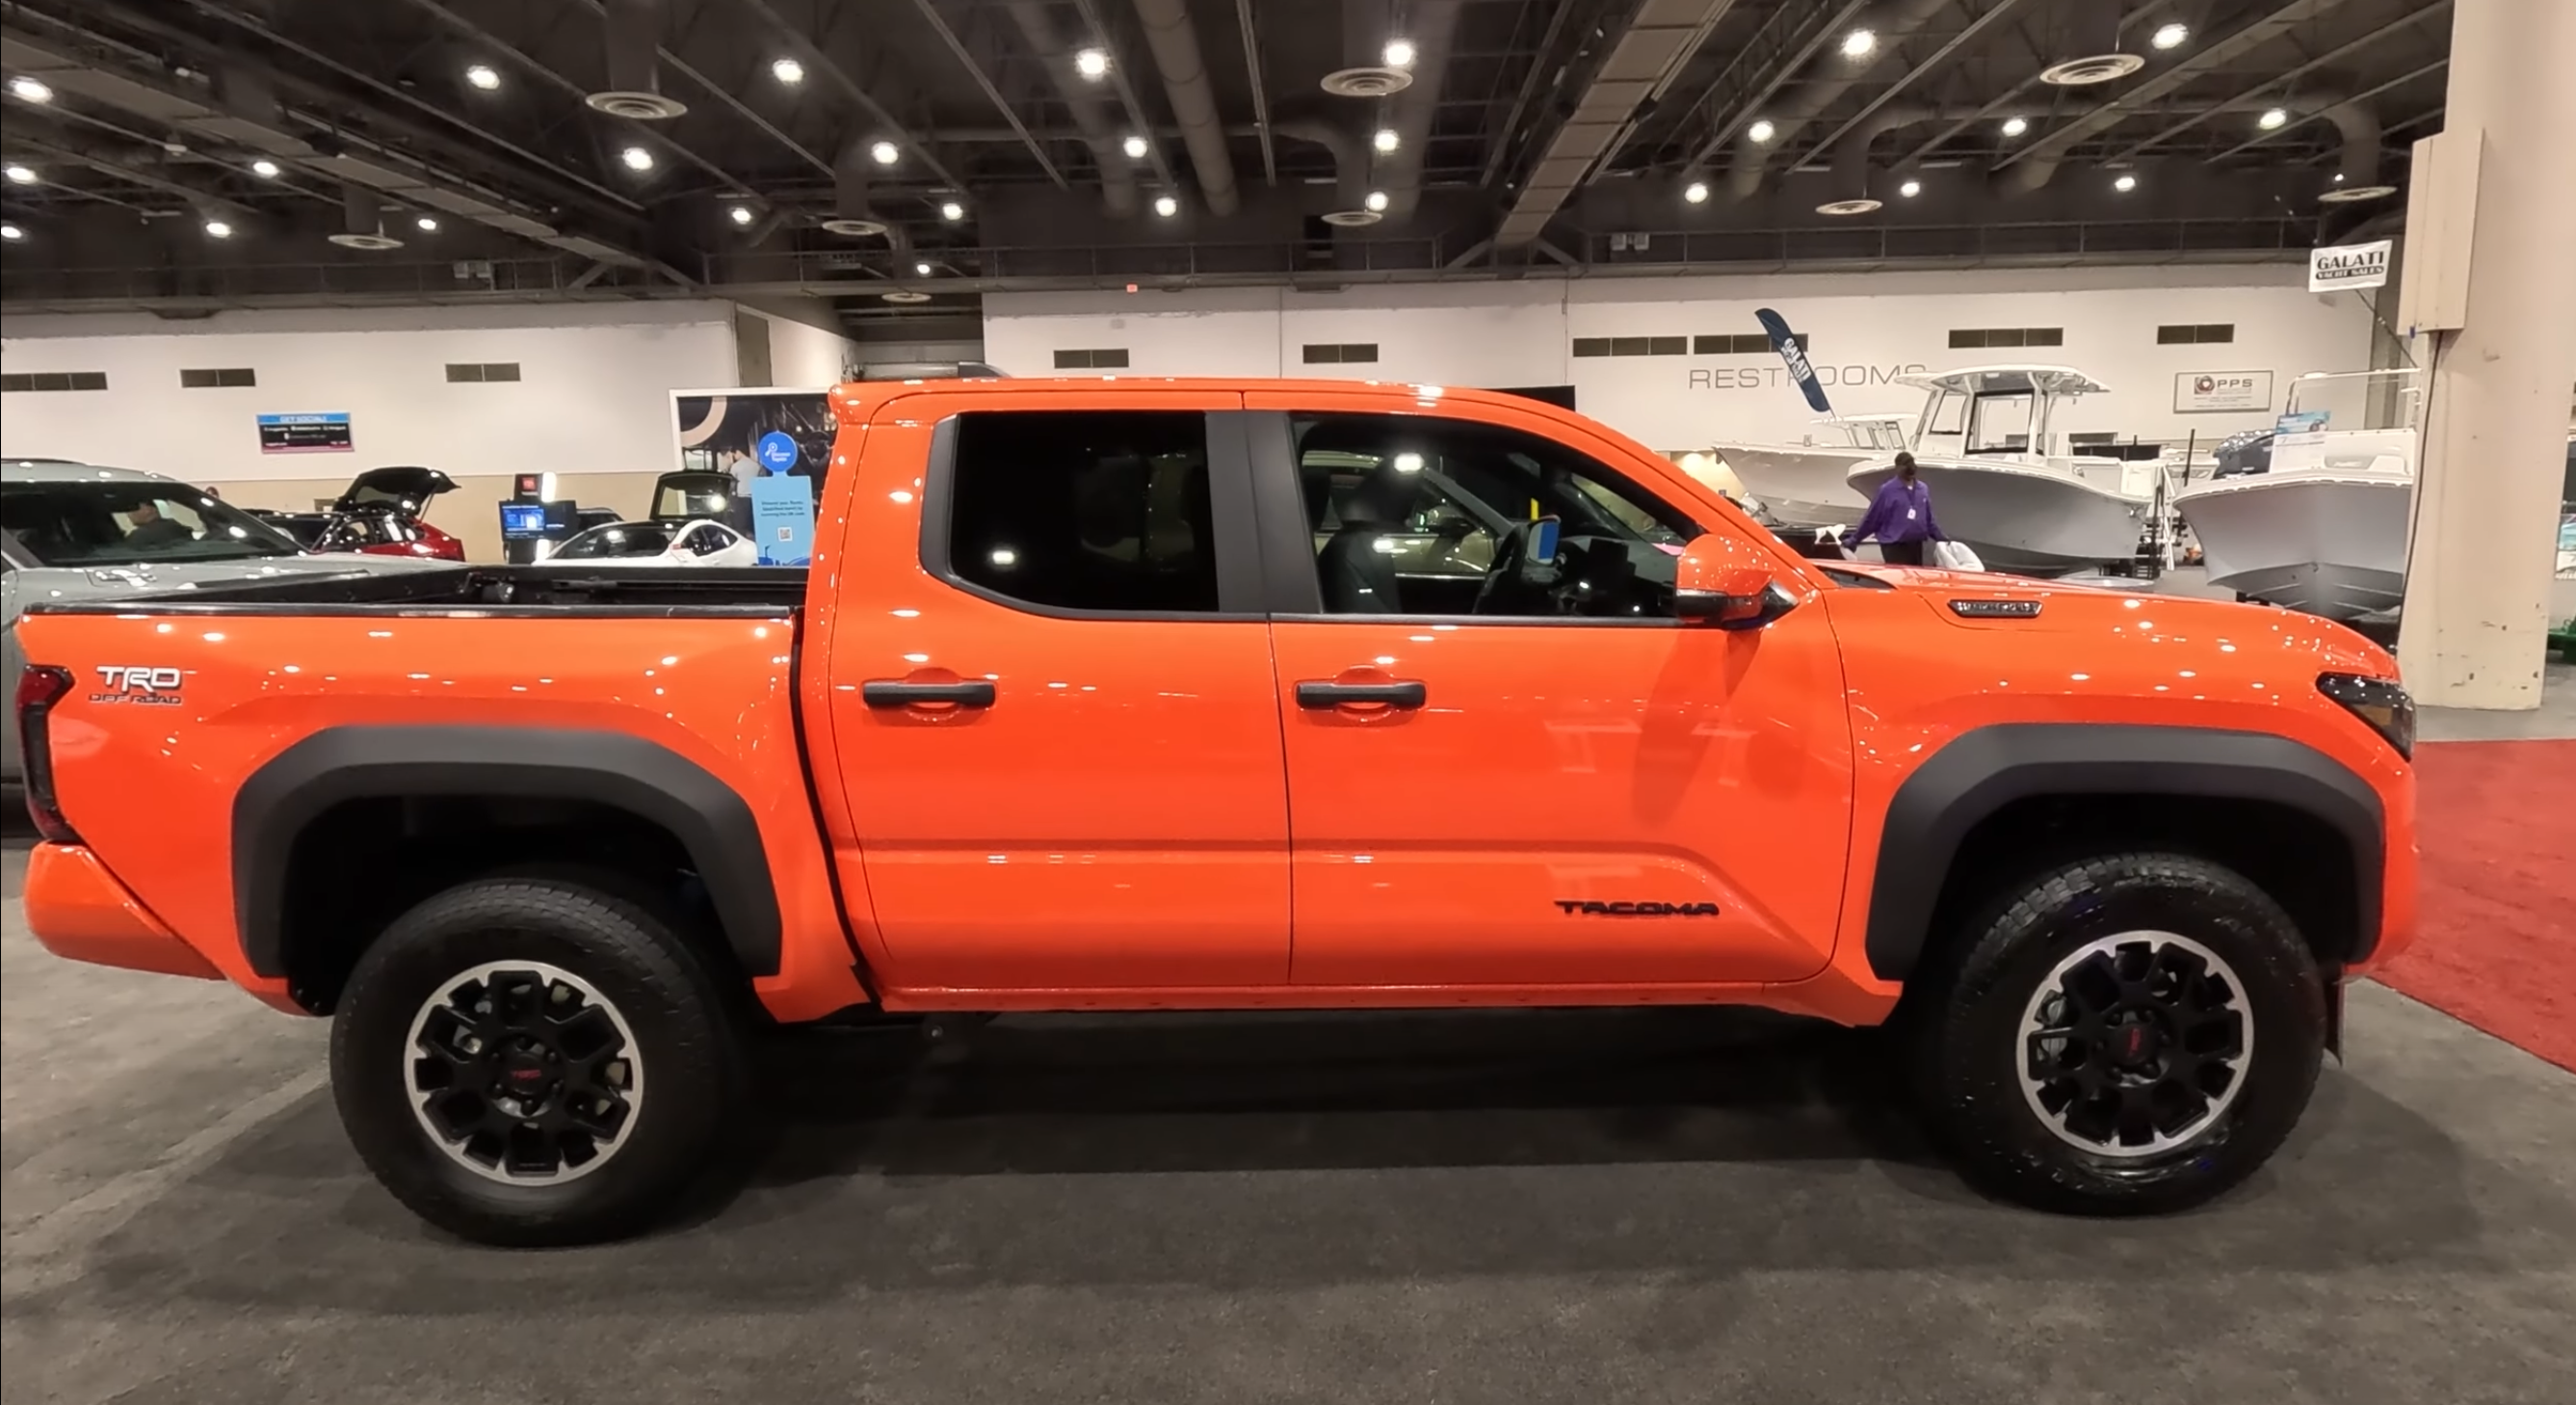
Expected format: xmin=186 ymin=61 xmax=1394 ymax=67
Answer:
xmin=14 ymin=665 xmax=83 ymax=844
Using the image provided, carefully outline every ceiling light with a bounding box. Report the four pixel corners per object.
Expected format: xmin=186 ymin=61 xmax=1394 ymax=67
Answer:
xmin=1683 ymin=179 xmax=1709 ymax=204
xmin=1074 ymin=47 xmax=1108 ymax=80
xmin=4 ymin=164 xmax=34 ymax=184
xmin=2152 ymin=22 xmax=2190 ymax=49
xmin=415 ymin=215 xmax=439 ymax=232
xmin=1841 ymin=29 xmax=1877 ymax=59
xmin=203 ymin=218 xmax=234 ymax=239
xmin=1383 ymin=38 xmax=1416 ymax=68
xmin=250 ymin=158 xmax=281 ymax=178
xmin=939 ymin=199 xmax=964 ymax=221
xmin=915 ymin=260 xmax=933 ymax=276
xmin=2332 ymin=172 xmax=2346 ymax=182
xmin=1122 ymin=133 xmax=1148 ymax=159
xmin=619 ymin=145 xmax=654 ymax=171
xmin=1364 ymin=189 xmax=1389 ymax=212
xmin=871 ymin=140 xmax=900 ymax=165
xmin=1747 ymin=119 xmax=1775 ymax=144
xmin=2113 ymin=173 xmax=2138 ymax=193
xmin=0 ymin=223 xmax=22 ymax=241
xmin=1153 ymin=193 xmax=1178 ymax=218
xmin=771 ymin=56 xmax=804 ymax=86
xmin=2001 ymin=115 xmax=2029 ymax=137
xmin=1374 ymin=127 xmax=1399 ymax=153
xmin=1899 ymin=178 xmax=1922 ymax=198
xmin=2259 ymin=107 xmax=2289 ymax=130
xmin=728 ymin=204 xmax=755 ymax=225
xmin=8 ymin=76 xmax=53 ymax=104
xmin=464 ymin=64 xmax=500 ymax=91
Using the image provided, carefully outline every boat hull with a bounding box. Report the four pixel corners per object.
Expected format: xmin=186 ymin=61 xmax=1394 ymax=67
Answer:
xmin=2172 ymin=471 xmax=2411 ymax=622
xmin=1848 ymin=457 xmax=2148 ymax=575
xmin=1711 ymin=443 xmax=1872 ymax=527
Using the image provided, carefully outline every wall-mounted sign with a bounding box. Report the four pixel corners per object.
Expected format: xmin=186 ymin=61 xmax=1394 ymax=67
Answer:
xmin=2173 ymin=370 xmax=2274 ymax=413
xmin=256 ymin=411 xmax=353 ymax=454
xmin=2308 ymin=239 xmax=2392 ymax=293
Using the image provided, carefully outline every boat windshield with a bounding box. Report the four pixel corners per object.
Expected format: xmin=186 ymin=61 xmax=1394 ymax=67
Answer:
xmin=2286 ymin=369 xmax=2420 ymax=433
xmin=1967 ymin=391 xmax=2039 ymax=456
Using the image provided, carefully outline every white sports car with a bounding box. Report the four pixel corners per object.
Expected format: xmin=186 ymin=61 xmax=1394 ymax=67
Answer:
xmin=549 ymin=518 xmax=760 ymax=568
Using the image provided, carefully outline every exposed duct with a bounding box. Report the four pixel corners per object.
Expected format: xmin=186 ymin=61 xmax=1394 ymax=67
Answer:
xmin=825 ymin=134 xmax=909 ymax=252
xmin=1491 ymin=0 xmax=1732 ymax=247
xmin=1130 ymin=0 xmax=1239 ymax=216
xmin=1372 ymin=0 xmax=1462 ymax=219
xmin=590 ymin=0 xmax=686 ymax=119
xmin=1275 ymin=112 xmax=1368 ymax=212
xmin=2323 ymin=98 xmax=2382 ymax=188
xmin=1823 ymin=104 xmax=1936 ymax=205
xmin=1727 ymin=0 xmax=1952 ymax=200
xmin=1009 ymin=3 xmax=1139 ymax=217
xmin=329 ymin=186 xmax=404 ymax=250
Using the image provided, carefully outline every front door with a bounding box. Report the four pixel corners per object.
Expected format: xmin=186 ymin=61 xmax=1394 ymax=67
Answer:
xmin=1248 ymin=396 xmax=1855 ymax=989
xmin=823 ymin=393 xmax=1291 ymax=993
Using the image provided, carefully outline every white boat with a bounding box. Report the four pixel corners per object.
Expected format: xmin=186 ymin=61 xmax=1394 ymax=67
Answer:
xmin=2170 ymin=369 xmax=2421 ymax=622
xmin=1710 ymin=413 xmax=1913 ymax=528
xmin=1847 ymin=365 xmax=2159 ymax=576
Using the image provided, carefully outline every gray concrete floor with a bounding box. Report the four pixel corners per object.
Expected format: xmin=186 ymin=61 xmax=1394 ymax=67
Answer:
xmin=5 ymin=844 xmax=2574 ymax=1404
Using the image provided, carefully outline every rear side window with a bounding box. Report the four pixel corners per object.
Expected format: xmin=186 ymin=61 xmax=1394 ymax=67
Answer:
xmin=946 ymin=411 xmax=1221 ymax=614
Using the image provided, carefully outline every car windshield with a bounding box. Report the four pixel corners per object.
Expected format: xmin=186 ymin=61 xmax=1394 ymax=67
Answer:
xmin=556 ymin=524 xmax=671 ymax=559
xmin=0 ymin=479 xmax=303 ymax=566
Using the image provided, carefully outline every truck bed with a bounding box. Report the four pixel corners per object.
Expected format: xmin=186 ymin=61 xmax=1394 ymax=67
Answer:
xmin=23 ymin=565 xmax=809 ymax=618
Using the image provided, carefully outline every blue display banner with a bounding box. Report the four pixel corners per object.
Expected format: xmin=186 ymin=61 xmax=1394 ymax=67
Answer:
xmin=755 ymin=430 xmax=801 ymax=473
xmin=749 ymin=473 xmax=815 ymax=566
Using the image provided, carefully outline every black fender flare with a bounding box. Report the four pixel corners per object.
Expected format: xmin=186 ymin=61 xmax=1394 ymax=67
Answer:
xmin=1864 ymin=724 xmax=2384 ymax=982
xmin=232 ymin=726 xmax=780 ymax=979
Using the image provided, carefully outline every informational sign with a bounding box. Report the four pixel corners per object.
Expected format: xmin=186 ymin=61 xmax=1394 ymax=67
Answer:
xmin=2272 ymin=410 xmax=2331 ymax=472
xmin=748 ymin=473 xmax=815 ymax=566
xmin=2173 ymin=370 xmax=2275 ymax=413
xmin=754 ymin=430 xmax=801 ymax=473
xmin=2308 ymin=239 xmax=2392 ymax=293
xmin=257 ymin=411 xmax=353 ymax=454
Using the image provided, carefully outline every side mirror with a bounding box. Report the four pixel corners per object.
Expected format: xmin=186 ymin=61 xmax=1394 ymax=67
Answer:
xmin=1676 ymin=534 xmax=1794 ymax=630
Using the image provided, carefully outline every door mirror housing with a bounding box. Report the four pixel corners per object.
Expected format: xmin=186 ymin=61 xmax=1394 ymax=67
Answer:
xmin=1676 ymin=534 xmax=1795 ymax=629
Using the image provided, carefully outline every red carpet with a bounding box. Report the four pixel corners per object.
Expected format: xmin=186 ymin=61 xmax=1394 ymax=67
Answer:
xmin=2374 ymin=738 xmax=2576 ymax=1073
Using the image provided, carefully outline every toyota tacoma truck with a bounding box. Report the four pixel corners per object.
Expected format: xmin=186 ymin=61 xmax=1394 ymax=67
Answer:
xmin=13 ymin=378 xmax=2418 ymax=1245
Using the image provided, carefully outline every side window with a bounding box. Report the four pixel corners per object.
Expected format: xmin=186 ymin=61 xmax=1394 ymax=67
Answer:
xmin=946 ymin=411 xmax=1222 ymax=614
xmin=1291 ymin=413 xmax=1699 ymax=620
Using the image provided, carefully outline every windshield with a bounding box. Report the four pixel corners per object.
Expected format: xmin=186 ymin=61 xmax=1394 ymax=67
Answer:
xmin=0 ymin=479 xmax=302 ymax=566
xmin=556 ymin=523 xmax=671 ymax=559
xmin=651 ymin=477 xmax=733 ymax=520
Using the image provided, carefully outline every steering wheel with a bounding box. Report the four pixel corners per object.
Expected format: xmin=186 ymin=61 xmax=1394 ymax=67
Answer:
xmin=1473 ymin=520 xmax=1559 ymax=616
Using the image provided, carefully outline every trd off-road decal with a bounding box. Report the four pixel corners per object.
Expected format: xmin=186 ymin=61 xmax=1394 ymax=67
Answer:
xmin=1554 ymin=900 xmax=1721 ymax=916
xmin=90 ymin=666 xmax=184 ymax=705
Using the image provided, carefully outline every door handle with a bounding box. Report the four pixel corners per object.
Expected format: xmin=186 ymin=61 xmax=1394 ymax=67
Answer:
xmin=862 ymin=679 xmax=996 ymax=708
xmin=1295 ymin=679 xmax=1427 ymax=709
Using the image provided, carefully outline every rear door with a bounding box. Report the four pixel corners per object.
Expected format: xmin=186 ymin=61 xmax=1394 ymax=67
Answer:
xmin=821 ymin=390 xmax=1292 ymax=993
xmin=1245 ymin=392 xmax=1855 ymax=989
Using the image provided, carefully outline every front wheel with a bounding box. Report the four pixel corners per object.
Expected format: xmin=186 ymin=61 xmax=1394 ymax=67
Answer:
xmin=1913 ymin=852 xmax=2326 ymax=1215
xmin=330 ymin=876 xmax=747 ymax=1245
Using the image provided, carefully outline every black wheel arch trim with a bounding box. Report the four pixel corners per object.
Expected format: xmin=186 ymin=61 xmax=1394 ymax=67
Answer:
xmin=1867 ymin=724 xmax=2385 ymax=982
xmin=232 ymin=725 xmax=781 ymax=981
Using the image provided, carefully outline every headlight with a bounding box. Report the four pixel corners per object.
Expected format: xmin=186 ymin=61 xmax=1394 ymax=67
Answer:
xmin=2316 ymin=673 xmax=2414 ymax=759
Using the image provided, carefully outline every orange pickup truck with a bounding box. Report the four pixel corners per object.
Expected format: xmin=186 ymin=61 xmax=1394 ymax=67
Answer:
xmin=15 ymin=378 xmax=2417 ymax=1244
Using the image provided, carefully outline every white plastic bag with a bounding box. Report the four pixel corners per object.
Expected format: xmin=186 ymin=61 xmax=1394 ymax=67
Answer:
xmin=1932 ymin=540 xmax=1985 ymax=572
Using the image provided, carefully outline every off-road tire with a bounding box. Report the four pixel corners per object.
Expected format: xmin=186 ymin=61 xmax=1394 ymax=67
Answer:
xmin=330 ymin=876 xmax=747 ymax=1246
xmin=1913 ymin=852 xmax=2326 ymax=1215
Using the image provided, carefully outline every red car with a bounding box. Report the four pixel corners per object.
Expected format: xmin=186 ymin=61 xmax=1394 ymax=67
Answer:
xmin=258 ymin=465 xmax=466 ymax=562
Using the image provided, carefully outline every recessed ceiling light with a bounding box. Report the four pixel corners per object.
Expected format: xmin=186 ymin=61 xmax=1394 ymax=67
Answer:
xmin=2258 ymin=107 xmax=2289 ymax=130
xmin=8 ymin=76 xmax=53 ymax=104
xmin=1075 ymin=47 xmax=1108 ymax=80
xmin=1374 ymin=127 xmax=1399 ymax=153
xmin=620 ymin=145 xmax=654 ymax=171
xmin=2151 ymin=22 xmax=2190 ymax=49
xmin=1364 ymin=189 xmax=1389 ymax=212
xmin=940 ymin=199 xmax=964 ymax=221
xmin=1383 ymin=38 xmax=1416 ymax=68
xmin=250 ymin=158 xmax=281 ymax=178
xmin=0 ymin=223 xmax=23 ymax=241
xmin=415 ymin=215 xmax=439 ymax=232
xmin=464 ymin=64 xmax=500 ymax=92
xmin=914 ymin=260 xmax=933 ymax=277
xmin=1683 ymin=179 xmax=1709 ymax=204
xmin=771 ymin=56 xmax=804 ymax=86
xmin=2001 ymin=115 xmax=2029 ymax=137
xmin=1153 ymin=194 xmax=1178 ymax=218
xmin=1747 ymin=119 xmax=1775 ymax=144
xmin=203 ymin=218 xmax=234 ymax=239
xmin=1123 ymin=133 xmax=1149 ymax=159
xmin=2113 ymin=173 xmax=2138 ymax=193
xmin=1899 ymin=178 xmax=1922 ymax=198
xmin=3 ymin=164 xmax=34 ymax=184
xmin=728 ymin=204 xmax=755 ymax=225
xmin=1841 ymin=29 xmax=1877 ymax=58
xmin=871 ymin=140 xmax=900 ymax=165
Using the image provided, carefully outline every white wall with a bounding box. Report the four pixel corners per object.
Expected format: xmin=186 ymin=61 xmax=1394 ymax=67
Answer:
xmin=985 ymin=268 xmax=2379 ymax=452
xmin=749 ymin=309 xmax=856 ymax=387
xmin=0 ymin=301 xmax=742 ymax=483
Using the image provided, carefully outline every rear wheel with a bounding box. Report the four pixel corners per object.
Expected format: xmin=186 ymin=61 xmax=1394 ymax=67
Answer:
xmin=330 ymin=876 xmax=747 ymax=1245
xmin=1913 ymin=852 xmax=2326 ymax=1215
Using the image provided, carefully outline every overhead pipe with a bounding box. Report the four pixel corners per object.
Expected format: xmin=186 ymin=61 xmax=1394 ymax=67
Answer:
xmin=1824 ymin=104 xmax=1938 ymax=203
xmin=2323 ymin=99 xmax=2382 ymax=188
xmin=592 ymin=0 xmax=684 ymax=118
xmin=1129 ymin=0 xmax=1239 ymax=216
xmin=1728 ymin=0 xmax=1954 ymax=200
xmin=1275 ymin=111 xmax=1368 ymax=211
xmin=1374 ymin=0 xmax=1461 ymax=219
xmin=1009 ymin=3 xmax=1139 ymax=217
xmin=832 ymin=133 xmax=909 ymax=253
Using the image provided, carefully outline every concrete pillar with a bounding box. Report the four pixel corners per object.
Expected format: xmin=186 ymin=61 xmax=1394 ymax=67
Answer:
xmin=2395 ymin=0 xmax=2576 ymax=708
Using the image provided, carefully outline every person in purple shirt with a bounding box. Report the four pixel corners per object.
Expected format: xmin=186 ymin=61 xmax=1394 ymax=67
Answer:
xmin=1853 ymin=451 xmax=1945 ymax=567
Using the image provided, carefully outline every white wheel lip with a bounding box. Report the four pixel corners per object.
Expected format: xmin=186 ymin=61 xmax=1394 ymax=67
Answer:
xmin=2014 ymin=930 xmax=2252 ymax=1160
xmin=403 ymin=960 xmax=644 ymax=1186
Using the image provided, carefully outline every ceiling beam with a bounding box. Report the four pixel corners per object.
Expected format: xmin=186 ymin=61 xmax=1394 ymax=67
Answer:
xmin=726 ymin=0 xmax=972 ymax=192
xmin=1065 ymin=0 xmax=1181 ymax=193
xmin=1479 ymin=0 xmax=1581 ymax=188
xmin=1785 ymin=0 xmax=2037 ymax=171
xmin=1677 ymin=0 xmax=1871 ymax=173
xmin=2203 ymin=58 xmax=2448 ymax=166
xmin=1235 ymin=0 xmax=1275 ymax=185
xmin=565 ymin=0 xmax=833 ymax=178
xmin=906 ymin=0 xmax=1067 ymax=189
xmin=2107 ymin=1 xmax=2454 ymax=162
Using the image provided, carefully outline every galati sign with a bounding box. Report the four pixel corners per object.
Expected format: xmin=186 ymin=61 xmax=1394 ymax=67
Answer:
xmin=2308 ymin=239 xmax=2391 ymax=293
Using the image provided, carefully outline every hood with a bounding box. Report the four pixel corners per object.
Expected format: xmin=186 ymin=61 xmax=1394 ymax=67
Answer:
xmin=333 ymin=465 xmax=458 ymax=517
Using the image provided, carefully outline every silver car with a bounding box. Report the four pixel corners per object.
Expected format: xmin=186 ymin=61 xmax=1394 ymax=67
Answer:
xmin=2 ymin=460 xmax=453 ymax=784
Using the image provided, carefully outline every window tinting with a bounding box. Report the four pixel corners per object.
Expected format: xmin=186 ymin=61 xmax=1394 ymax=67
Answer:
xmin=1948 ymin=328 xmax=2063 ymax=349
xmin=0 ymin=371 xmax=109 ymax=392
xmin=2156 ymin=324 xmax=2236 ymax=344
xmin=179 ymin=367 xmax=257 ymax=387
xmin=1301 ymin=343 xmax=1380 ymax=364
xmin=444 ymin=362 xmax=521 ymax=383
xmin=948 ymin=411 xmax=1220 ymax=613
xmin=1052 ymin=348 xmax=1132 ymax=370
